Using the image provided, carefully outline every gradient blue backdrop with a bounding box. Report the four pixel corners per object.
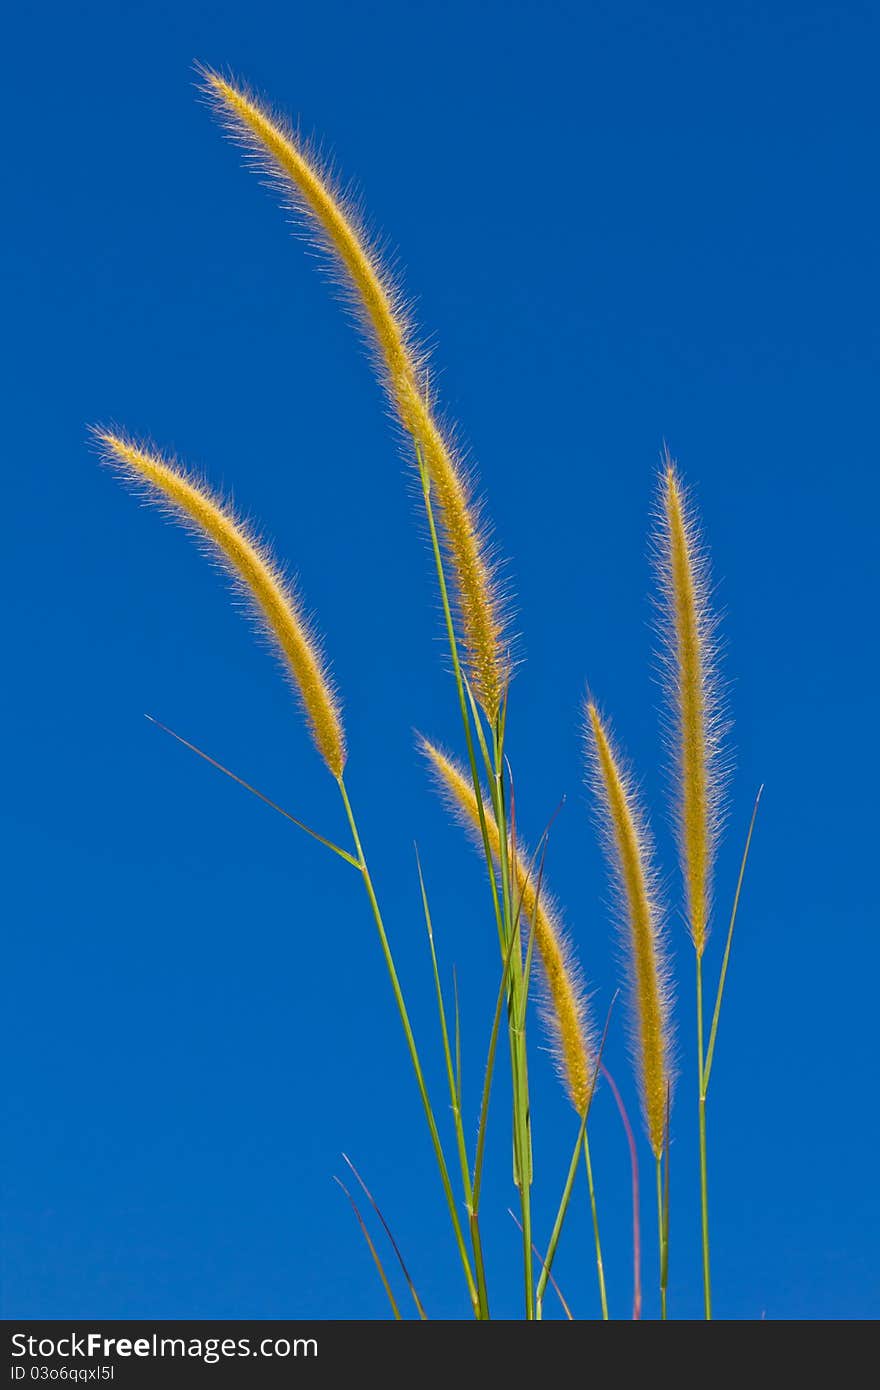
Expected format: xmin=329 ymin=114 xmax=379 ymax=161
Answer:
xmin=3 ymin=0 xmax=877 ymax=1321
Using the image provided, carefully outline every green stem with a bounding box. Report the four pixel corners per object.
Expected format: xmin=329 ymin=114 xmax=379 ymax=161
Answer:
xmin=697 ymin=949 xmax=711 ymax=1320
xmin=656 ymin=1154 xmax=668 ymax=1320
xmin=416 ymin=450 xmax=504 ymax=952
xmin=536 ymin=1118 xmax=584 ymax=1317
xmin=535 ymin=999 xmax=613 ymax=1314
xmin=491 ymin=718 xmax=534 ymax=1319
xmin=415 ymin=855 xmax=490 ymax=1316
xmin=145 ymin=716 xmax=360 ymax=867
xmin=415 ymin=448 xmax=533 ymax=1318
xmin=583 ymin=1133 xmax=609 ymax=1319
xmin=472 ymin=929 xmax=515 ymax=1209
xmin=704 ymin=786 xmax=763 ymax=1090
xmin=337 ymin=776 xmax=480 ymax=1316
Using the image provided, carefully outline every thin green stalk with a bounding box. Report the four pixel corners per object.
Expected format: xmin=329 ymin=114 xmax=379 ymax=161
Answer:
xmin=416 ymin=856 xmax=473 ymax=1204
xmin=536 ymin=1118 xmax=584 ymax=1320
xmin=462 ymin=673 xmax=496 ymax=787
xmin=415 ymin=852 xmax=490 ymax=1317
xmin=489 ymin=720 xmax=527 ymax=1097
xmin=519 ymin=837 xmax=547 ymax=1003
xmin=704 ymin=786 xmax=763 ymax=1088
xmin=656 ymin=1154 xmax=668 ymax=1320
xmin=417 ymin=461 xmax=510 ymax=1311
xmin=663 ymin=1089 xmax=670 ymax=1306
xmin=696 ymin=950 xmax=711 ymax=1319
xmin=410 ymin=460 xmax=496 ymax=1319
xmin=583 ymin=1133 xmax=609 ymax=1319
xmin=453 ymin=967 xmax=463 ymax=1109
xmin=416 ymin=449 xmax=504 ymax=950
xmin=695 ymin=790 xmax=761 ymax=1325
xmin=491 ymin=716 xmax=535 ymax=1318
xmin=535 ymin=997 xmax=614 ymax=1315
xmin=337 ymin=776 xmax=480 ymax=1316
xmin=472 ymin=925 xmax=518 ymax=1209
xmin=416 ymin=446 xmax=534 ymax=1318
xmin=146 ymin=716 xmax=360 ymax=866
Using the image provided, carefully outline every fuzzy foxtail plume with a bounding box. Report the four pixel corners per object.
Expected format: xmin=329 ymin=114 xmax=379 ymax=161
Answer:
xmin=200 ymin=68 xmax=508 ymax=721
xmin=655 ymin=455 xmax=725 ymax=956
xmin=585 ymin=703 xmax=672 ymax=1156
xmin=95 ymin=430 xmax=346 ymax=779
xmin=420 ymin=738 xmax=594 ymax=1114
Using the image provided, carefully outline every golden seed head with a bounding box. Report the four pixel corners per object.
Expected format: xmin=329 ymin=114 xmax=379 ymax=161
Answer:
xmin=421 ymin=737 xmax=594 ymax=1114
xmin=201 ymin=68 xmax=509 ymax=719
xmin=585 ymin=702 xmax=672 ymax=1155
xmin=95 ymin=429 xmax=346 ymax=778
xmin=655 ymin=453 xmax=726 ymax=956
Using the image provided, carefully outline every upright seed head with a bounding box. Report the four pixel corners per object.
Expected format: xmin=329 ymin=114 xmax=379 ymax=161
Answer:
xmin=94 ymin=430 xmax=346 ymax=779
xmin=654 ymin=454 xmax=726 ymax=956
xmin=200 ymin=68 xmax=508 ymax=720
xmin=420 ymin=737 xmax=595 ymax=1115
xmin=585 ymin=702 xmax=672 ymax=1156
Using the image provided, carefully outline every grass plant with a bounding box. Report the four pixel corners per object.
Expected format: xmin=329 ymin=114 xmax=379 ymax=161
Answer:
xmin=90 ymin=68 xmax=761 ymax=1320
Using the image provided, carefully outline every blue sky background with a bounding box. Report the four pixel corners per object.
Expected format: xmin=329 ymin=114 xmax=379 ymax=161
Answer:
xmin=3 ymin=0 xmax=877 ymax=1321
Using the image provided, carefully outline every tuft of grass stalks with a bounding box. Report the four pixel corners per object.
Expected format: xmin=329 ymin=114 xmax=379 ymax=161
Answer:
xmin=584 ymin=703 xmax=672 ymax=1157
xmin=420 ymin=737 xmax=595 ymax=1117
xmin=91 ymin=73 xmax=762 ymax=1322
xmin=94 ymin=429 xmax=346 ymax=777
xmin=201 ymin=68 xmax=508 ymax=721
